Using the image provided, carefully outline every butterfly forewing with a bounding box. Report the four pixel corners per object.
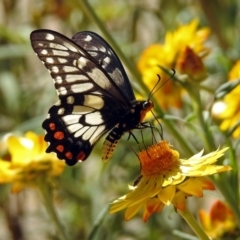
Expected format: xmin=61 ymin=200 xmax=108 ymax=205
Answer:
xmin=72 ymin=32 xmax=135 ymax=102
xmin=30 ymin=30 xmax=127 ymax=103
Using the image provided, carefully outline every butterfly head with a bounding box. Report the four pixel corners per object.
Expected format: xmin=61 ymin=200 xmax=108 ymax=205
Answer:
xmin=140 ymin=100 xmax=154 ymax=122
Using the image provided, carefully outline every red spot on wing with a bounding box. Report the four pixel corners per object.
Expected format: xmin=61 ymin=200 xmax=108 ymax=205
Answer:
xmin=77 ymin=151 xmax=86 ymax=161
xmin=65 ymin=151 xmax=73 ymax=160
xmin=49 ymin=123 xmax=56 ymax=131
xmin=56 ymin=145 xmax=64 ymax=152
xmin=54 ymin=131 xmax=64 ymax=140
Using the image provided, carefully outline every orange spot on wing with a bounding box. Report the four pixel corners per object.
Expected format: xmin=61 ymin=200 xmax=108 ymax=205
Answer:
xmin=65 ymin=151 xmax=73 ymax=160
xmin=54 ymin=131 xmax=64 ymax=140
xmin=56 ymin=145 xmax=64 ymax=152
xmin=77 ymin=151 xmax=86 ymax=161
xmin=49 ymin=123 xmax=56 ymax=131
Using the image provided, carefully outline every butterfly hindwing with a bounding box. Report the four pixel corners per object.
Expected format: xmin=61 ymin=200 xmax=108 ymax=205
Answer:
xmin=42 ymin=92 xmax=127 ymax=165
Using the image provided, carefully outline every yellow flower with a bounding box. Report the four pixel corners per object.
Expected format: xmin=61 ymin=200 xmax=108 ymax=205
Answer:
xmin=110 ymin=141 xmax=231 ymax=222
xmin=176 ymin=46 xmax=207 ymax=82
xmin=212 ymin=60 xmax=240 ymax=138
xmin=199 ymin=200 xmax=237 ymax=239
xmin=0 ymin=131 xmax=65 ymax=193
xmin=138 ymin=19 xmax=210 ymax=109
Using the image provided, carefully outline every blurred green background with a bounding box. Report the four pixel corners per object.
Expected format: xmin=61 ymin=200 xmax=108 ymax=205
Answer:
xmin=0 ymin=0 xmax=239 ymax=239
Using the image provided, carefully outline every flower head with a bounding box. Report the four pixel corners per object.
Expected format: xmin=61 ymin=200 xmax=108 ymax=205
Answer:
xmin=138 ymin=19 xmax=210 ymax=109
xmin=199 ymin=200 xmax=237 ymax=238
xmin=110 ymin=141 xmax=231 ymax=222
xmin=212 ymin=60 xmax=240 ymax=138
xmin=0 ymin=132 xmax=65 ymax=193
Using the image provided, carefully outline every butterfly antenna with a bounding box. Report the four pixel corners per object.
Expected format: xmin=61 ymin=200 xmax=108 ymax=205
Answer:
xmin=148 ymin=74 xmax=162 ymax=100
xmin=130 ymin=144 xmax=139 ymax=160
xmin=149 ymin=122 xmax=157 ymax=145
xmin=150 ymin=110 xmax=164 ymax=140
xmin=148 ymin=69 xmax=176 ymax=100
xmin=140 ymin=127 xmax=152 ymax=159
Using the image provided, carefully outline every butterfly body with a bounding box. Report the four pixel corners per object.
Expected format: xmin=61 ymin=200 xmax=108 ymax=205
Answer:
xmin=30 ymin=29 xmax=153 ymax=165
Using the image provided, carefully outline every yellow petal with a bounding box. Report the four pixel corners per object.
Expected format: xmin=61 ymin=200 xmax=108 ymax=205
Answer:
xmin=177 ymin=177 xmax=215 ymax=197
xmin=110 ymin=198 xmax=129 ymax=214
xmin=125 ymin=201 xmax=145 ymax=221
xmin=143 ymin=198 xmax=164 ymax=222
xmin=158 ymin=185 xmax=176 ymax=205
xmin=172 ymin=191 xmax=187 ymax=211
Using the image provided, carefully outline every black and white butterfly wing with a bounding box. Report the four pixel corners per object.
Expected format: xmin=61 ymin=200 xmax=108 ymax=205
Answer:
xmin=71 ymin=31 xmax=135 ymax=102
xmin=30 ymin=30 xmax=134 ymax=165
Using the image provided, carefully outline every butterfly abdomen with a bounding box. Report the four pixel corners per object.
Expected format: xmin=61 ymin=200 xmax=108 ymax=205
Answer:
xmin=102 ymin=125 xmax=124 ymax=161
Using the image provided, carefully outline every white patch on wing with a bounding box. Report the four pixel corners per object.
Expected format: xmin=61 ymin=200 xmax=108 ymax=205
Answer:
xmin=83 ymin=95 xmax=104 ymax=109
xmin=99 ymin=46 xmax=106 ymax=52
xmin=58 ymin=87 xmax=67 ymax=95
xmin=46 ymin=57 xmax=54 ymax=63
xmin=82 ymin=126 xmax=97 ymax=141
xmin=71 ymin=82 xmax=94 ymax=93
xmin=55 ymin=76 xmax=63 ymax=84
xmin=90 ymin=91 xmax=102 ymax=95
xmin=87 ymin=46 xmax=98 ymax=51
xmin=90 ymin=52 xmax=98 ymax=57
xmin=58 ymin=108 xmax=65 ymax=115
xmin=73 ymin=105 xmax=94 ymax=114
xmin=77 ymin=57 xmax=88 ymax=68
xmin=88 ymin=68 xmax=111 ymax=89
xmin=45 ymin=33 xmax=55 ymax=40
xmin=52 ymin=50 xmax=69 ymax=56
xmin=63 ymin=66 xmax=79 ymax=73
xmin=85 ymin=35 xmax=92 ymax=41
xmin=74 ymin=126 xmax=89 ymax=138
xmin=49 ymin=43 xmax=68 ymax=50
xmin=41 ymin=49 xmax=48 ymax=55
xmin=52 ymin=66 xmax=59 ymax=73
xmin=108 ymin=68 xmax=124 ymax=86
xmin=62 ymin=41 xmax=78 ymax=52
xmin=104 ymin=56 xmax=111 ymax=64
xmin=64 ymin=74 xmax=88 ymax=83
xmin=85 ymin=111 xmax=103 ymax=125
xmin=62 ymin=115 xmax=80 ymax=125
xmin=67 ymin=123 xmax=83 ymax=133
xmin=67 ymin=96 xmax=74 ymax=104
xmin=58 ymin=58 xmax=68 ymax=64
xmin=89 ymin=125 xmax=105 ymax=144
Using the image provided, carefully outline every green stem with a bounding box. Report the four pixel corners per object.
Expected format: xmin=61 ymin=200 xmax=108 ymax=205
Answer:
xmin=226 ymin=139 xmax=239 ymax=202
xmin=184 ymin=82 xmax=216 ymax=151
xmin=178 ymin=207 xmax=210 ymax=240
xmin=196 ymin=90 xmax=216 ymax=151
xmin=87 ymin=205 xmax=109 ymax=240
xmin=38 ymin=181 xmax=70 ymax=240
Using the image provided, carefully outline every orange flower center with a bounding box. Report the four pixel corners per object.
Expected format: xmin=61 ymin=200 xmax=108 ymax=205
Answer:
xmin=138 ymin=141 xmax=180 ymax=176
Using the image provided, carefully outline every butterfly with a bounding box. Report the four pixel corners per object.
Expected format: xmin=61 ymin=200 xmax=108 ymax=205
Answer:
xmin=30 ymin=29 xmax=154 ymax=166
